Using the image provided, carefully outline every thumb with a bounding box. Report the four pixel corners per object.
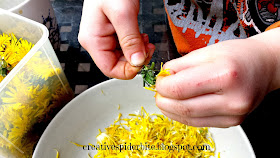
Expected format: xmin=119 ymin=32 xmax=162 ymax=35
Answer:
xmin=103 ymin=0 xmax=146 ymax=66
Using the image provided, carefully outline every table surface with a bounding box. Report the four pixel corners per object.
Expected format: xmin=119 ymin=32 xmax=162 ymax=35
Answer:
xmin=51 ymin=0 xmax=278 ymax=157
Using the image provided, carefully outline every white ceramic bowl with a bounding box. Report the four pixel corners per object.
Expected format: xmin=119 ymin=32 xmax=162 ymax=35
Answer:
xmin=33 ymin=75 xmax=256 ymax=158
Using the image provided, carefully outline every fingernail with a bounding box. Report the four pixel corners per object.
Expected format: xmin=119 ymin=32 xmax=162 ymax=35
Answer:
xmin=131 ymin=52 xmax=146 ymax=66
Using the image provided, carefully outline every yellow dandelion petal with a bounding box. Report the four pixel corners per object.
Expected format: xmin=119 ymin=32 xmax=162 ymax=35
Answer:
xmin=0 ymin=33 xmax=11 ymax=46
xmin=0 ymin=75 xmax=4 ymax=82
xmin=54 ymin=149 xmax=60 ymax=158
xmin=88 ymin=153 xmax=92 ymax=158
xmin=157 ymin=62 xmax=171 ymax=77
xmin=70 ymin=141 xmax=85 ymax=147
xmin=143 ymin=85 xmax=157 ymax=92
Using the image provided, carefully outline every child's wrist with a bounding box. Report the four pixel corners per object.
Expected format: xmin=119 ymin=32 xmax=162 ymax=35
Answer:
xmin=249 ymin=28 xmax=280 ymax=92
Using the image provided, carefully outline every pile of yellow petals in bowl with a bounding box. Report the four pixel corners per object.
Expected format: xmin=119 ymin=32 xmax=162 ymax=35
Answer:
xmin=71 ymin=107 xmax=218 ymax=158
xmin=94 ymin=107 xmax=217 ymax=158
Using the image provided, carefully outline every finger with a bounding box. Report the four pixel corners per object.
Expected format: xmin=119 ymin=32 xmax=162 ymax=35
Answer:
xmin=118 ymin=33 xmax=152 ymax=60
xmin=156 ymin=93 xmax=227 ymax=117
xmin=79 ymin=0 xmax=115 ymax=38
xmin=79 ymin=0 xmax=116 ymax=52
xmin=161 ymin=110 xmax=245 ymax=128
xmin=118 ymin=32 xmax=149 ymax=50
xmin=118 ymin=38 xmax=155 ymax=64
xmin=156 ymin=62 xmax=228 ymax=99
xmin=161 ymin=41 xmax=233 ymax=73
xmin=142 ymin=33 xmax=155 ymax=64
xmin=87 ymin=36 xmax=154 ymax=79
xmin=80 ymin=29 xmax=141 ymax=79
xmin=79 ymin=0 xmax=143 ymax=79
xmin=117 ymin=33 xmax=150 ymax=51
xmin=103 ymin=0 xmax=147 ymax=67
xmin=162 ymin=46 xmax=215 ymax=73
xmin=143 ymin=44 xmax=155 ymax=65
xmin=146 ymin=43 xmax=155 ymax=57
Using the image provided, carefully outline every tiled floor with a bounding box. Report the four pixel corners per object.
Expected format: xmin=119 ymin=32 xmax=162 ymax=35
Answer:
xmin=51 ymin=0 xmax=180 ymax=96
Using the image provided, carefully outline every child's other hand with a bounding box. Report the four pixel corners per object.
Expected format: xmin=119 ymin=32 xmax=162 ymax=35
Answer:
xmin=155 ymin=38 xmax=276 ymax=127
xmin=78 ymin=0 xmax=155 ymax=79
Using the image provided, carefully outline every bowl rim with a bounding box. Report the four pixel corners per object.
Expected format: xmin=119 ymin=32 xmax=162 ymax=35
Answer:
xmin=7 ymin=0 xmax=30 ymax=12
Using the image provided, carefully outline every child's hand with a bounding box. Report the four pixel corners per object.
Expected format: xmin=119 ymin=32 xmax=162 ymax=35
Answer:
xmin=78 ymin=0 xmax=155 ymax=79
xmin=155 ymin=38 xmax=277 ymax=127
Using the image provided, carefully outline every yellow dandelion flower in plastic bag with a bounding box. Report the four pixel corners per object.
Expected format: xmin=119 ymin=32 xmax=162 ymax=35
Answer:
xmin=0 ymin=33 xmax=33 ymax=79
xmin=25 ymin=51 xmax=59 ymax=80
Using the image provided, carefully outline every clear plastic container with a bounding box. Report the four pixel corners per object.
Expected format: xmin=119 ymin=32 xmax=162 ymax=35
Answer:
xmin=0 ymin=0 xmax=60 ymax=51
xmin=0 ymin=8 xmax=74 ymax=158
